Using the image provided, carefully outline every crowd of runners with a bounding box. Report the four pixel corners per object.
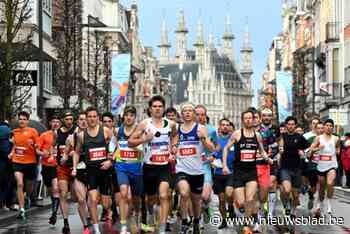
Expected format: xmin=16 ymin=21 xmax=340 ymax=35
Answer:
xmin=0 ymin=95 xmax=346 ymax=234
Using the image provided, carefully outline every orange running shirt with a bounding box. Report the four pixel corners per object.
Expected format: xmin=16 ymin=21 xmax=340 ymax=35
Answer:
xmin=12 ymin=127 xmax=39 ymax=164
xmin=38 ymin=130 xmax=57 ymax=167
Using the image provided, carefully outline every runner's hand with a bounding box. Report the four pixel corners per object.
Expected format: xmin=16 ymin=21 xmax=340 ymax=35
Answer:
xmin=170 ymin=145 xmax=177 ymax=155
xmin=267 ymin=158 xmax=274 ymax=165
xmin=100 ymin=160 xmax=112 ymax=170
xmin=71 ymin=169 xmax=77 ymax=177
xmin=223 ymin=166 xmax=229 ymax=175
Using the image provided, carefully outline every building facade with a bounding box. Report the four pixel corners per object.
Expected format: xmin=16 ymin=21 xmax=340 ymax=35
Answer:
xmin=158 ymin=11 xmax=253 ymax=127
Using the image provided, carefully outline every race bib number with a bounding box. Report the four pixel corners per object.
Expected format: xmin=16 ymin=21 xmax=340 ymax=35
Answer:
xmin=120 ymin=150 xmax=139 ymax=161
xmin=151 ymin=151 xmax=169 ymax=164
xmin=240 ymin=150 xmax=256 ymax=162
xmin=89 ymin=147 xmax=107 ymax=161
xmin=179 ymin=147 xmax=197 ymax=157
xmin=320 ymin=155 xmax=332 ymax=161
xmin=15 ymin=147 xmax=26 ymax=156
xmin=311 ymin=153 xmax=319 ymax=162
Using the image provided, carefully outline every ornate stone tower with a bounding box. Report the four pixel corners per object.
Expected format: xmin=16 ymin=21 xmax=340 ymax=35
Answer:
xmin=222 ymin=15 xmax=235 ymax=62
xmin=193 ymin=19 xmax=205 ymax=63
xmin=175 ymin=10 xmax=188 ymax=61
xmin=240 ymin=21 xmax=253 ymax=91
xmin=158 ymin=18 xmax=171 ymax=63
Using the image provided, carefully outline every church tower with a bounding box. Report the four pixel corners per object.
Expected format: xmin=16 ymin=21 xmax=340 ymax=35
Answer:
xmin=222 ymin=15 xmax=235 ymax=62
xmin=175 ymin=10 xmax=188 ymax=61
xmin=193 ymin=19 xmax=205 ymax=63
xmin=158 ymin=18 xmax=171 ymax=63
xmin=240 ymin=21 xmax=253 ymax=91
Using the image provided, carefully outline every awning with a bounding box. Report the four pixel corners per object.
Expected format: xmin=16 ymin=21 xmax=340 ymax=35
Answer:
xmin=0 ymin=42 xmax=55 ymax=62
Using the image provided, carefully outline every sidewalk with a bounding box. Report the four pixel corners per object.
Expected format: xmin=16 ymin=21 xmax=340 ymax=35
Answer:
xmin=335 ymin=186 xmax=350 ymax=199
xmin=0 ymin=198 xmax=51 ymax=223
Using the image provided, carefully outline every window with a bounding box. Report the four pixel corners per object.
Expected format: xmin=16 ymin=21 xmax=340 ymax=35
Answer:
xmin=43 ymin=62 xmax=52 ymax=92
xmin=332 ymin=48 xmax=339 ymax=82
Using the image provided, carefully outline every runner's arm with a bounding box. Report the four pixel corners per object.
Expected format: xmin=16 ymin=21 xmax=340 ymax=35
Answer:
xmin=199 ymin=125 xmax=214 ymax=153
xmin=128 ymin=121 xmax=148 ymax=147
xmin=72 ymin=132 xmax=83 ymax=172
xmin=170 ymin=121 xmax=179 ymax=156
xmin=309 ymin=136 xmax=321 ymax=155
xmin=257 ymin=132 xmax=273 ymax=163
xmin=222 ymin=131 xmax=238 ymax=174
xmin=336 ymin=136 xmax=341 ymax=155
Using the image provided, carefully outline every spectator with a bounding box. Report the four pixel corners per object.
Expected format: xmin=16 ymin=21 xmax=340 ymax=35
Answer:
xmin=0 ymin=120 xmax=16 ymax=210
xmin=341 ymin=133 xmax=350 ymax=188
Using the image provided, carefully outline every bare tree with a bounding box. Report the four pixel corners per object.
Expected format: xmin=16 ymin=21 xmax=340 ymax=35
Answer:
xmin=0 ymin=0 xmax=34 ymax=120
xmin=52 ymin=0 xmax=82 ymax=110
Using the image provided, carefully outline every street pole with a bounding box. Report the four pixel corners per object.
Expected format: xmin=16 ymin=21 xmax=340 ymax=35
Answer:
xmin=38 ymin=0 xmax=44 ymax=119
xmin=87 ymin=15 xmax=90 ymax=83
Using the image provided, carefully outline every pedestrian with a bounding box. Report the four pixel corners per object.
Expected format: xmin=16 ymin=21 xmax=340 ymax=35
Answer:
xmin=341 ymin=133 xmax=350 ymax=188
xmin=0 ymin=120 xmax=15 ymax=210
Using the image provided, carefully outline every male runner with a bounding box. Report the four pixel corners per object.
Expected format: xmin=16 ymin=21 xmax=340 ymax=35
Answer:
xmin=212 ymin=118 xmax=235 ymax=229
xmin=222 ymin=110 xmax=272 ymax=233
xmin=278 ymin=116 xmax=309 ymax=217
xmin=303 ymin=117 xmax=321 ymax=211
xmin=10 ymin=111 xmax=40 ymax=220
xmin=195 ymin=105 xmax=217 ymax=223
xmin=68 ymin=113 xmax=91 ymax=233
xmin=73 ymin=107 xmax=113 ymax=234
xmin=257 ymin=108 xmax=280 ymax=217
xmin=109 ymin=106 xmax=143 ymax=234
xmin=56 ymin=111 xmax=76 ymax=234
xmin=37 ymin=115 xmax=61 ymax=225
xmin=176 ymin=103 xmax=214 ymax=234
xmin=310 ymin=119 xmax=340 ymax=215
xmin=128 ymin=95 xmax=178 ymax=234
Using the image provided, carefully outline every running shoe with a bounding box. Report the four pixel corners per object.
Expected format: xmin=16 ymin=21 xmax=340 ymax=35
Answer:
xmin=180 ymin=223 xmax=190 ymax=234
xmin=166 ymin=222 xmax=172 ymax=232
xmin=16 ymin=210 xmax=26 ymax=220
xmin=49 ymin=213 xmax=57 ymax=226
xmin=141 ymin=223 xmax=155 ymax=233
xmin=24 ymin=197 xmax=31 ymax=210
xmin=62 ymin=224 xmax=71 ymax=234
xmin=82 ymin=227 xmax=91 ymax=234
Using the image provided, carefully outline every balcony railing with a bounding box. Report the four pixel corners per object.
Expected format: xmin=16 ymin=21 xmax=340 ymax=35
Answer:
xmin=326 ymin=22 xmax=341 ymax=42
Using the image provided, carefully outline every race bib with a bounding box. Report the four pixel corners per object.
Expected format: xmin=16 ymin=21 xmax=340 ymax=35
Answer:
xmin=311 ymin=153 xmax=319 ymax=162
xmin=15 ymin=147 xmax=26 ymax=156
xmin=240 ymin=150 xmax=256 ymax=162
xmin=320 ymin=155 xmax=332 ymax=161
xmin=151 ymin=151 xmax=169 ymax=164
xmin=88 ymin=147 xmax=107 ymax=161
xmin=179 ymin=147 xmax=197 ymax=157
xmin=120 ymin=150 xmax=139 ymax=161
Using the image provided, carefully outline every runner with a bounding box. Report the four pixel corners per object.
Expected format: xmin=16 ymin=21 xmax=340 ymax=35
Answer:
xmin=9 ymin=111 xmax=40 ymax=220
xmin=101 ymin=112 xmax=118 ymax=223
xmin=310 ymin=119 xmax=340 ymax=215
xmin=212 ymin=118 xmax=235 ymax=229
xmin=257 ymin=108 xmax=280 ymax=217
xmin=37 ymin=115 xmax=61 ymax=225
xmin=176 ymin=103 xmax=214 ymax=234
xmin=109 ymin=106 xmax=143 ymax=234
xmin=56 ymin=111 xmax=76 ymax=234
xmin=303 ymin=117 xmax=321 ymax=211
xmin=128 ymin=95 xmax=178 ymax=234
xmin=195 ymin=105 xmax=217 ymax=224
xmin=222 ymin=109 xmax=272 ymax=233
xmin=165 ymin=107 xmax=179 ymax=231
xmin=73 ymin=107 xmax=113 ymax=234
xmin=278 ymin=116 xmax=309 ymax=217
xmin=68 ymin=112 xmax=91 ymax=233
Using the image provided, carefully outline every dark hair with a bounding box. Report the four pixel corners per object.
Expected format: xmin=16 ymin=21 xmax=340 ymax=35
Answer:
xmin=165 ymin=107 xmax=177 ymax=115
xmin=219 ymin=118 xmax=231 ymax=125
xmin=247 ymin=107 xmax=257 ymax=114
xmin=241 ymin=110 xmax=255 ymax=120
xmin=123 ymin=106 xmax=137 ymax=117
xmin=206 ymin=116 xmax=210 ymax=124
xmin=229 ymin=121 xmax=235 ymax=129
xmin=296 ymin=125 xmax=304 ymax=130
xmin=324 ymin=119 xmax=334 ymax=126
xmin=50 ymin=115 xmax=60 ymax=121
xmin=311 ymin=116 xmax=320 ymax=123
xmin=148 ymin=95 xmax=165 ymax=108
xmin=285 ymin=116 xmax=297 ymax=125
xmin=345 ymin=132 xmax=350 ymax=138
xmin=102 ymin=112 xmax=114 ymax=121
xmin=18 ymin=111 xmax=30 ymax=120
xmin=62 ymin=111 xmax=73 ymax=119
xmin=279 ymin=123 xmax=286 ymax=128
xmin=85 ymin=106 xmax=98 ymax=115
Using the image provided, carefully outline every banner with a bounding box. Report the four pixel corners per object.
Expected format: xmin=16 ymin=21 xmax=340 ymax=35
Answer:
xmin=276 ymin=71 xmax=293 ymax=123
xmin=111 ymin=53 xmax=131 ymax=116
